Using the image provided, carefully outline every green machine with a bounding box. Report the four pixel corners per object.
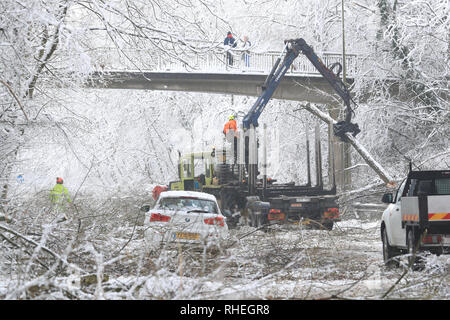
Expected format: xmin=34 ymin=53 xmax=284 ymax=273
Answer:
xmin=169 ymin=149 xmax=220 ymax=191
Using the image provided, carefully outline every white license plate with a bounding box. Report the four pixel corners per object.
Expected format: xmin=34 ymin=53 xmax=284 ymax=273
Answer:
xmin=442 ymin=235 xmax=450 ymax=245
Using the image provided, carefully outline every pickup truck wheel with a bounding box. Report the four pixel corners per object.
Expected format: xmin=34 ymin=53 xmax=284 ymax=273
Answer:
xmin=382 ymin=227 xmax=399 ymax=268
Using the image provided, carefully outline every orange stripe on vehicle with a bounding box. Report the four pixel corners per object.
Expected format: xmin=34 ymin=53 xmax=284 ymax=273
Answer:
xmin=402 ymin=214 xmax=419 ymax=221
xmin=403 ymin=213 xmax=450 ymax=221
xmin=428 ymin=213 xmax=450 ymax=220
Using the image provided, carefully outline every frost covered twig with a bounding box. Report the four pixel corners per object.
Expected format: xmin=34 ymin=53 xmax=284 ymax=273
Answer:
xmin=0 ymin=223 xmax=83 ymax=273
xmin=0 ymin=79 xmax=29 ymax=121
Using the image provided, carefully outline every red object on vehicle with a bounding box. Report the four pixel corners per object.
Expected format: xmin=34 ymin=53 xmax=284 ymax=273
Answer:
xmin=204 ymin=216 xmax=225 ymax=227
xmin=150 ymin=213 xmax=171 ymax=222
xmin=323 ymin=208 xmax=339 ymax=219
xmin=421 ymin=235 xmax=442 ymax=244
xmin=152 ymin=185 xmax=168 ymax=200
xmin=268 ymin=209 xmax=285 ymax=220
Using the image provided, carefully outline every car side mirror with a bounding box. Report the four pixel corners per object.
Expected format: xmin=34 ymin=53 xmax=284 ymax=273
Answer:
xmin=381 ymin=193 xmax=393 ymax=204
xmin=140 ymin=205 xmax=151 ymax=212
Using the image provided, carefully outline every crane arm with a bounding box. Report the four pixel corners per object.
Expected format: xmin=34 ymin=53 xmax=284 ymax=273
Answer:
xmin=242 ymin=43 xmax=299 ymax=129
xmin=242 ymin=38 xmax=360 ymax=140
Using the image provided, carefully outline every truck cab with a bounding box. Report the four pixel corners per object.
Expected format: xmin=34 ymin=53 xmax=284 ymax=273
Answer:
xmin=381 ymin=170 xmax=450 ymax=267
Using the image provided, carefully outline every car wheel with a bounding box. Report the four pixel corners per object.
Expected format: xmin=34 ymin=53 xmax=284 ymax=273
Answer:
xmin=382 ymin=227 xmax=399 ymax=268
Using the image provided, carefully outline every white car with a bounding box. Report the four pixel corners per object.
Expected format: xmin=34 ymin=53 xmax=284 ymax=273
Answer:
xmin=143 ymin=190 xmax=229 ymax=248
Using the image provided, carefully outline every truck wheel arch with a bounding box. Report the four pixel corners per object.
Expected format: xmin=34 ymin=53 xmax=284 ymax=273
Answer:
xmin=381 ymin=222 xmax=401 ymax=267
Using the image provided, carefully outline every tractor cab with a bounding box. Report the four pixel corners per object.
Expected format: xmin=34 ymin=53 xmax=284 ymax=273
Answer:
xmin=169 ymin=149 xmax=218 ymax=191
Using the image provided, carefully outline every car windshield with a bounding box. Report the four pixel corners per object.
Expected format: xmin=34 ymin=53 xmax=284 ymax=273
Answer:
xmin=157 ymin=197 xmax=218 ymax=213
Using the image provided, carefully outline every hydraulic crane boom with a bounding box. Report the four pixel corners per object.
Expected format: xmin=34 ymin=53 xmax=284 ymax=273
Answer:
xmin=242 ymin=38 xmax=360 ymax=140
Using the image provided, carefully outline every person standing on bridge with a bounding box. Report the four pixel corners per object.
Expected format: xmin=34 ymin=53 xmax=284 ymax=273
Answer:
xmin=240 ymin=35 xmax=252 ymax=68
xmin=224 ymin=31 xmax=237 ymax=67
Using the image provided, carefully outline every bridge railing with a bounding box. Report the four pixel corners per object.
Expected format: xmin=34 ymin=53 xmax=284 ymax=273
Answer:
xmin=92 ymin=47 xmax=360 ymax=77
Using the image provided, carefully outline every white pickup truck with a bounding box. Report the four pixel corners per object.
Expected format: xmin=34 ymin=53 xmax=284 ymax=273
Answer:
xmin=380 ymin=170 xmax=450 ymax=267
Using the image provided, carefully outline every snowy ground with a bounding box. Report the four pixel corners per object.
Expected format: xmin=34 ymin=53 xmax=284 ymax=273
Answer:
xmin=0 ymin=196 xmax=448 ymax=300
xmin=132 ymin=218 xmax=449 ymax=300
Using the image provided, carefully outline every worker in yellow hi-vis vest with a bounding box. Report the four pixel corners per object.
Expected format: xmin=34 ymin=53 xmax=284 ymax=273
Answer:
xmin=50 ymin=177 xmax=72 ymax=219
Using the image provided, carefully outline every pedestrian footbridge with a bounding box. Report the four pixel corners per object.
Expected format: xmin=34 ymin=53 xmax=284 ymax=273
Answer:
xmin=87 ymin=48 xmax=362 ymax=105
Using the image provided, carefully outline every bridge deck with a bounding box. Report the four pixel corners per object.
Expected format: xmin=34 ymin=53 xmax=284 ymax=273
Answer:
xmin=88 ymin=70 xmax=355 ymax=105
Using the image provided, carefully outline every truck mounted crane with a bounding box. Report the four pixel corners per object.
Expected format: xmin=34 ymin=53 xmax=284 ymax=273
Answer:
xmin=241 ymin=38 xmax=360 ymax=196
xmin=243 ymin=38 xmax=360 ymax=139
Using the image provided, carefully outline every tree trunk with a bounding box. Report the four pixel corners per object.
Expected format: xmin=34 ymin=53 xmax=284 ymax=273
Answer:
xmin=306 ymin=103 xmax=394 ymax=185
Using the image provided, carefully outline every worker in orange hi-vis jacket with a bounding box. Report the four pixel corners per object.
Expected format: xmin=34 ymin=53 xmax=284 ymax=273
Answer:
xmin=223 ymin=115 xmax=239 ymax=164
xmin=223 ymin=115 xmax=238 ymax=136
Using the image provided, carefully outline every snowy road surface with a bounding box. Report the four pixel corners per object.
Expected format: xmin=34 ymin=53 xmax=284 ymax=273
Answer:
xmin=106 ymin=218 xmax=449 ymax=300
xmin=1 ymin=206 xmax=448 ymax=299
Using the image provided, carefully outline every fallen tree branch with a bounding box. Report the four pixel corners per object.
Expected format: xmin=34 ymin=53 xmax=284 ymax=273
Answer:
xmin=1 ymin=232 xmax=50 ymax=270
xmin=0 ymin=223 xmax=83 ymax=273
xmin=381 ymin=230 xmax=428 ymax=299
xmin=0 ymin=79 xmax=29 ymax=121
xmin=301 ymin=103 xmax=395 ymax=186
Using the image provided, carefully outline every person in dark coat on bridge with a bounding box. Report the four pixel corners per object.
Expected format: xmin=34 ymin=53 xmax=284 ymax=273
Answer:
xmin=224 ymin=31 xmax=237 ymax=67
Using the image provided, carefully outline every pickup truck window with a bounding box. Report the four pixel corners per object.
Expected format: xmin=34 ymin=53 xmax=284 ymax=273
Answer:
xmin=435 ymin=178 xmax=450 ymax=195
xmin=407 ymin=179 xmax=417 ymax=197
xmin=395 ymin=180 xmax=406 ymax=203
xmin=406 ymin=177 xmax=450 ymax=196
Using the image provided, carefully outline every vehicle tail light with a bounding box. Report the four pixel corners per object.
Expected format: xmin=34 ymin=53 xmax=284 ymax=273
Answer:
xmin=268 ymin=209 xmax=285 ymax=220
xmin=422 ymin=235 xmax=442 ymax=244
xmin=204 ymin=216 xmax=224 ymax=227
xmin=324 ymin=208 xmax=339 ymax=219
xmin=150 ymin=213 xmax=171 ymax=222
